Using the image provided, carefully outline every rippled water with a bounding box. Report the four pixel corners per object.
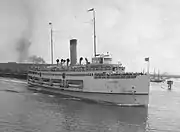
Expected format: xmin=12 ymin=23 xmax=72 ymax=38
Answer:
xmin=0 ymin=77 xmax=180 ymax=132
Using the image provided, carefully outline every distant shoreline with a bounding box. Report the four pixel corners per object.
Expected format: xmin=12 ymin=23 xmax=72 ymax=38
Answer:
xmin=0 ymin=72 xmax=180 ymax=82
xmin=149 ymin=73 xmax=180 ymax=79
xmin=0 ymin=72 xmax=27 ymax=80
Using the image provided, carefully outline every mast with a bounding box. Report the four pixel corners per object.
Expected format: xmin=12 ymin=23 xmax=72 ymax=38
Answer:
xmin=88 ymin=8 xmax=97 ymax=57
xmin=49 ymin=22 xmax=54 ymax=64
xmin=93 ymin=9 xmax=96 ymax=57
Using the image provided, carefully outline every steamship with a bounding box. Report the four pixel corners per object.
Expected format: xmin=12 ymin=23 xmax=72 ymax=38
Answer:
xmin=27 ymin=9 xmax=150 ymax=107
xmin=27 ymin=39 xmax=150 ymax=106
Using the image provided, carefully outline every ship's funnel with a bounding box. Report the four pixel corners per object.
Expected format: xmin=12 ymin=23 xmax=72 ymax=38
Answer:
xmin=70 ymin=39 xmax=77 ymax=65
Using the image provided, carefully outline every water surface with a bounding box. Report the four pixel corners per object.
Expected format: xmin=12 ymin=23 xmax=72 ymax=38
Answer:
xmin=0 ymin=77 xmax=179 ymax=132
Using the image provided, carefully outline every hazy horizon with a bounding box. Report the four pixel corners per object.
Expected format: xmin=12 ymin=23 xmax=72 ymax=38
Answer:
xmin=0 ymin=0 xmax=180 ymax=74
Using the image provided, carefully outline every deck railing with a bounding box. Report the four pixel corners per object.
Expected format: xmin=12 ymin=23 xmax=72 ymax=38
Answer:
xmin=94 ymin=73 xmax=143 ymax=79
xmin=28 ymin=66 xmax=114 ymax=72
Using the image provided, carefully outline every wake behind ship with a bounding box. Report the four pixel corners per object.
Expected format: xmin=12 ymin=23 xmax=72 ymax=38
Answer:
xmin=27 ymin=39 xmax=150 ymax=107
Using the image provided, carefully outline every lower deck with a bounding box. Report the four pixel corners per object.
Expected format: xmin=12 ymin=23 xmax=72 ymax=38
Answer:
xmin=27 ymin=71 xmax=150 ymax=95
xmin=28 ymin=81 xmax=149 ymax=107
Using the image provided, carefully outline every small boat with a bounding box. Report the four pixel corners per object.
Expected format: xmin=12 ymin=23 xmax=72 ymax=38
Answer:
xmin=150 ymin=69 xmax=165 ymax=83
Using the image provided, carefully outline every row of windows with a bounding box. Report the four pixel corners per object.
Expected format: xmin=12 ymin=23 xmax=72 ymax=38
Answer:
xmin=29 ymin=76 xmax=83 ymax=83
xmin=94 ymin=75 xmax=137 ymax=79
xmin=28 ymin=76 xmax=84 ymax=89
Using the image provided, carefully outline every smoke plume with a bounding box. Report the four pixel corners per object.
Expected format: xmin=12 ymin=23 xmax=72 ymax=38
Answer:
xmin=27 ymin=55 xmax=46 ymax=64
xmin=16 ymin=37 xmax=31 ymax=62
xmin=0 ymin=0 xmax=36 ymax=62
xmin=15 ymin=0 xmax=35 ymax=62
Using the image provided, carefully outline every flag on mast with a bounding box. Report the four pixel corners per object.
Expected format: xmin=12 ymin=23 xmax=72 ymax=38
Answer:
xmin=87 ymin=8 xmax=94 ymax=12
xmin=145 ymin=57 xmax=149 ymax=62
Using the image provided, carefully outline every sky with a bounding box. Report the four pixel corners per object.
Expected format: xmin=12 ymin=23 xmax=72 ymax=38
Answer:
xmin=0 ymin=0 xmax=180 ymax=74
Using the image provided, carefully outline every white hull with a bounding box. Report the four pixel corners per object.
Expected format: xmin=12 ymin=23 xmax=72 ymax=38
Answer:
xmin=27 ymin=65 xmax=150 ymax=107
xmin=28 ymin=81 xmax=149 ymax=107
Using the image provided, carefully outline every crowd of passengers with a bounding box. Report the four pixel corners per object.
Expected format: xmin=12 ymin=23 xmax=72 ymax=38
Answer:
xmin=29 ymin=66 xmax=145 ymax=76
xmin=29 ymin=66 xmax=126 ymax=72
xmin=29 ymin=66 xmax=112 ymax=71
xmin=94 ymin=73 xmax=143 ymax=79
xmin=94 ymin=72 xmax=144 ymax=77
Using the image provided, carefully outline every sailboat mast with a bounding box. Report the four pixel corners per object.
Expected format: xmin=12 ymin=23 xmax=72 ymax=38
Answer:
xmin=154 ymin=68 xmax=155 ymax=78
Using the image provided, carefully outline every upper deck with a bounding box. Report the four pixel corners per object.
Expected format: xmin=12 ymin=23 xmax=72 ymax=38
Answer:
xmin=28 ymin=63 xmax=125 ymax=73
xmin=28 ymin=52 xmax=126 ymax=73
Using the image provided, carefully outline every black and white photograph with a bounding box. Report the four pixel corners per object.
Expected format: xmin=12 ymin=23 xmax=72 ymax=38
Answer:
xmin=0 ymin=0 xmax=179 ymax=131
